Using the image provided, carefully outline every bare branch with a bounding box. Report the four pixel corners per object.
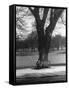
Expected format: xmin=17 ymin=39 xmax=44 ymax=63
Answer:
xmin=50 ymin=9 xmax=54 ymax=22
xmin=29 ymin=7 xmax=35 ymax=15
xmin=61 ymin=17 xmax=66 ymax=25
xmin=46 ymin=9 xmax=64 ymax=34
xmin=16 ymin=17 xmax=24 ymax=26
xmin=29 ymin=7 xmax=40 ymax=21
xmin=42 ymin=8 xmax=49 ymax=23
xmin=54 ymin=9 xmax=64 ymax=21
xmin=60 ymin=11 xmax=66 ymax=25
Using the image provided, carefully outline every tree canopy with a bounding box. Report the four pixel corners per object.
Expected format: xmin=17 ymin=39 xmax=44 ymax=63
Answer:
xmin=16 ymin=6 xmax=66 ymax=40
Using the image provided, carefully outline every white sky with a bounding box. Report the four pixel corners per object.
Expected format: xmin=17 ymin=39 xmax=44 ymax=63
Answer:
xmin=52 ymin=23 xmax=66 ymax=37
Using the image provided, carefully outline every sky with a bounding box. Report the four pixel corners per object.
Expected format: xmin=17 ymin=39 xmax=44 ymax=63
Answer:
xmin=52 ymin=23 xmax=66 ymax=37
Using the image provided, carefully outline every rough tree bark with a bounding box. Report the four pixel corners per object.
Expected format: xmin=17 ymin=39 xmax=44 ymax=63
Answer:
xmin=29 ymin=7 xmax=64 ymax=68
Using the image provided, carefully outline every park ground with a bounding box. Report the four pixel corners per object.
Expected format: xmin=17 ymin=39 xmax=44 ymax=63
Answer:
xmin=16 ymin=50 xmax=66 ymax=68
xmin=16 ymin=50 xmax=67 ymax=84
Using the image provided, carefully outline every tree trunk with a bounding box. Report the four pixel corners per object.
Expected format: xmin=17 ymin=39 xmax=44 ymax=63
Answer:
xmin=36 ymin=22 xmax=51 ymax=68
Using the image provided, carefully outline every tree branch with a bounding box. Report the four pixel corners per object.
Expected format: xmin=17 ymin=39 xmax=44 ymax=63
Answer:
xmin=29 ymin=7 xmax=40 ymax=22
xmin=54 ymin=9 xmax=64 ymax=21
xmin=29 ymin=7 xmax=35 ymax=15
xmin=42 ymin=8 xmax=49 ymax=24
xmin=50 ymin=9 xmax=54 ymax=22
xmin=46 ymin=9 xmax=64 ymax=34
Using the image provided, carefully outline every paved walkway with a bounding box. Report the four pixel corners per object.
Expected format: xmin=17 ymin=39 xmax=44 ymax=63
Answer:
xmin=16 ymin=66 xmax=66 ymax=78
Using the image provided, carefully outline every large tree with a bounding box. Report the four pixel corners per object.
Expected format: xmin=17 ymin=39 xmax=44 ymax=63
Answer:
xmin=16 ymin=6 xmax=65 ymax=68
xmin=28 ymin=7 xmax=64 ymax=68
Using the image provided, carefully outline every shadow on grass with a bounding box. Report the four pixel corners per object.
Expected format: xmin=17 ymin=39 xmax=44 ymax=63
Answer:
xmin=16 ymin=74 xmax=66 ymax=85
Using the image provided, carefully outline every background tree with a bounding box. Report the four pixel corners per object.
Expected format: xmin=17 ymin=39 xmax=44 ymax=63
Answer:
xmin=51 ymin=35 xmax=66 ymax=50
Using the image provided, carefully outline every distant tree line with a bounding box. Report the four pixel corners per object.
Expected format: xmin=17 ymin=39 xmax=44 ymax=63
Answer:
xmin=50 ymin=35 xmax=66 ymax=50
xmin=16 ymin=31 xmax=66 ymax=51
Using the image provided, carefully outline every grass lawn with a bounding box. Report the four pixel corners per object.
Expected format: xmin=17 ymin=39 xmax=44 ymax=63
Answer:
xmin=16 ymin=50 xmax=66 ymax=69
